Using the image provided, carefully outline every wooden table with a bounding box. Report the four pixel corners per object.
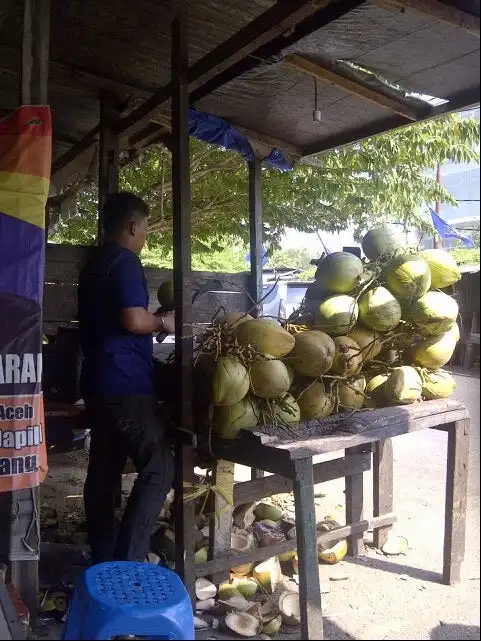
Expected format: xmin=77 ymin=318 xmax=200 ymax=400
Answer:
xmin=191 ymin=398 xmax=469 ymax=640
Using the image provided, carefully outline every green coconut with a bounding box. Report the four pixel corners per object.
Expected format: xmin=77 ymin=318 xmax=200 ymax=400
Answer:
xmin=330 ymin=336 xmax=363 ymax=376
xmin=409 ymin=291 xmax=459 ymax=336
xmin=195 ymin=547 xmax=208 ymax=564
xmin=274 ymin=394 xmax=301 ymax=425
xmin=254 ymin=503 xmax=283 ymax=521
xmin=384 ymin=254 xmax=431 ymax=300
xmin=262 ymin=615 xmax=283 ymax=636
xmin=317 ymin=295 xmax=359 ymax=336
xmin=421 ymin=369 xmax=456 ymax=400
xmin=348 ymin=325 xmax=383 ymax=362
xmin=420 ymin=249 xmax=461 ymax=289
xmin=285 ymin=363 xmax=295 ymax=387
xmin=298 ymin=381 xmax=335 ymax=420
xmin=231 ymin=577 xmax=259 ymax=600
xmin=156 ymin=279 xmax=174 ymax=307
xmin=364 ymin=373 xmax=390 ymax=408
xmin=384 ymin=366 xmax=422 ymax=405
xmin=212 ymin=357 xmax=250 ymax=406
xmin=338 ymin=375 xmax=366 ymax=410
xmin=358 ymin=286 xmax=402 ymax=332
xmin=250 ymin=356 xmax=291 ymax=399
xmin=213 ymin=396 xmax=259 ymax=439
xmin=362 ymin=227 xmax=403 ymax=261
xmin=315 ymin=251 xmax=364 ymax=294
xmin=217 ymin=312 xmax=254 ymax=330
xmin=236 ymin=318 xmax=295 ymax=357
xmin=289 ymin=330 xmax=335 ymax=377
xmin=412 ymin=330 xmax=457 ymax=369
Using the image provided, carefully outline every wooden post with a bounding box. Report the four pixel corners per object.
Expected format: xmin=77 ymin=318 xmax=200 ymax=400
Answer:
xmin=345 ymin=445 xmax=369 ymax=556
xmin=98 ymin=96 xmax=120 ymax=242
xmin=21 ymin=0 xmax=50 ymax=105
xmin=373 ymin=438 xmax=394 ymax=549
xmin=248 ymin=157 xmax=263 ymax=315
xmin=293 ymin=458 xmax=323 ymax=640
xmin=171 ymin=11 xmax=196 ymax=603
xmin=443 ymin=419 xmax=469 ymax=584
xmin=208 ymin=460 xmax=235 ymax=584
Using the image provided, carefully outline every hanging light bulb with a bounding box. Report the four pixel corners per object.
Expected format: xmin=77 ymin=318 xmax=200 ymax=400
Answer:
xmin=313 ymin=78 xmax=322 ymax=123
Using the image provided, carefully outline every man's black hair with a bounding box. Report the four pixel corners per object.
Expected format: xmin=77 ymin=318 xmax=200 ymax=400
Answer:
xmin=102 ymin=191 xmax=149 ymax=237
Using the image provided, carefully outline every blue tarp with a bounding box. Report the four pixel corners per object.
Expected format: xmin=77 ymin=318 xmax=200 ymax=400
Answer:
xmin=188 ymin=108 xmax=292 ymax=172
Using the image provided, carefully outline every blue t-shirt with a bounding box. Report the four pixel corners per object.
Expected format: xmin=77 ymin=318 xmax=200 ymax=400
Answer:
xmin=78 ymin=242 xmax=153 ymax=398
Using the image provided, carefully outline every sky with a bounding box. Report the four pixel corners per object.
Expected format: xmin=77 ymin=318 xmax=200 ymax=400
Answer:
xmin=282 ymin=227 xmax=357 ymax=254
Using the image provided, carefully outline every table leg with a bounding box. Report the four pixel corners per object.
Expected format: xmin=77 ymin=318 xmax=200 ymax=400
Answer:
xmin=443 ymin=419 xmax=469 ymax=585
xmin=293 ymin=458 xmax=323 ymax=640
xmin=345 ymin=445 xmax=368 ymax=556
xmin=373 ymin=438 xmax=394 ymax=549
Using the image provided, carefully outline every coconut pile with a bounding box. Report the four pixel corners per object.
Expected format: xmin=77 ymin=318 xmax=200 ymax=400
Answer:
xmin=151 ymin=493 xmax=346 ymax=637
xmin=193 ymin=227 xmax=461 ymax=440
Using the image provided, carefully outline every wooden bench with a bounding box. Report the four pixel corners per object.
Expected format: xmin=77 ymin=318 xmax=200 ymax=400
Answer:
xmin=184 ymin=398 xmax=470 ymax=640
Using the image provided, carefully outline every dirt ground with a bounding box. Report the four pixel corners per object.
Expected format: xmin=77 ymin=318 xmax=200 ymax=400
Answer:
xmin=36 ymin=367 xmax=480 ymax=640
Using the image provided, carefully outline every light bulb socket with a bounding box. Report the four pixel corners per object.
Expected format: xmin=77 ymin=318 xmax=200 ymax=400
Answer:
xmin=313 ymin=108 xmax=322 ymax=123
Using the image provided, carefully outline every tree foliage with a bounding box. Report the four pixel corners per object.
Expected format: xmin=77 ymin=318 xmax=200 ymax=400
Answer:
xmin=51 ymin=113 xmax=480 ymax=259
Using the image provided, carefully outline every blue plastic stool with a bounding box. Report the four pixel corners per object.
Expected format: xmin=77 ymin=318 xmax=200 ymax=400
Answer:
xmin=63 ymin=562 xmax=194 ymax=640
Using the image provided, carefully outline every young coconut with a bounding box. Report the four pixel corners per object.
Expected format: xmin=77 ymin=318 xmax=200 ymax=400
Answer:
xmin=213 ymin=396 xmax=259 ymax=439
xmin=319 ymin=539 xmax=348 ymax=564
xmin=384 ymin=366 xmax=422 ymax=405
xmin=330 ymin=336 xmax=363 ymax=376
xmin=216 ymin=312 xmax=254 ymax=331
xmin=224 ymin=612 xmax=261 ymax=637
xmin=212 ymin=357 xmax=250 ymax=406
xmin=358 ymin=287 xmax=402 ymax=332
xmin=314 ymin=251 xmax=364 ymax=294
xmin=384 ymin=254 xmax=431 ymax=300
xmin=317 ymin=295 xmax=359 ymax=336
xmin=250 ymin=356 xmax=291 ymax=399
xmin=298 ymin=381 xmax=335 ymax=420
xmin=421 ymin=369 xmax=456 ymax=400
xmin=338 ymin=375 xmax=366 ymax=411
xmin=196 ymin=598 xmax=216 ymax=611
xmin=254 ymin=503 xmax=283 ymax=521
xmin=290 ymin=330 xmax=336 ymax=377
xmin=233 ymin=503 xmax=256 ymax=530
xmin=412 ymin=329 xmax=458 ymax=369
xmin=231 ymin=576 xmax=259 ymax=600
xmin=419 ymin=249 xmax=461 ymax=289
xmin=218 ymin=595 xmax=251 ymax=613
xmin=273 ymin=394 xmax=301 ymax=425
xmin=236 ymin=318 xmax=295 ymax=358
xmin=218 ymin=583 xmax=243 ymax=601
xmin=364 ymin=374 xmax=389 ymax=408
xmin=262 ymin=614 xmax=283 ymax=636
xmin=253 ymin=557 xmax=282 ymax=594
xmin=409 ymin=291 xmax=459 ymax=336
xmin=362 ymin=226 xmax=402 ymax=261
xmin=279 ymin=591 xmax=301 ymax=626
xmin=230 ymin=531 xmax=255 ymax=576
xmin=195 ymin=577 xmax=217 ymax=601
xmin=348 ymin=325 xmax=383 ymax=362
xmin=194 ymin=547 xmax=208 ymax=564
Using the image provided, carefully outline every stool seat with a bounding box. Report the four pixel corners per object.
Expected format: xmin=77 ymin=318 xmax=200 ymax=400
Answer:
xmin=63 ymin=562 xmax=194 ymax=640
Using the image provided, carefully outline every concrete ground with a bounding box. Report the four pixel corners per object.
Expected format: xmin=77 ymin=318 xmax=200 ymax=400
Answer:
xmin=37 ymin=368 xmax=480 ymax=640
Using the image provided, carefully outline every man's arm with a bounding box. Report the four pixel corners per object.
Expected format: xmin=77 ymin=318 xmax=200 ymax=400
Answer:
xmin=111 ymin=256 xmax=175 ymax=336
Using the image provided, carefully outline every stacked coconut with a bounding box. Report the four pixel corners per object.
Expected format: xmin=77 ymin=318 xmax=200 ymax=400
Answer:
xmin=198 ymin=226 xmax=461 ymax=441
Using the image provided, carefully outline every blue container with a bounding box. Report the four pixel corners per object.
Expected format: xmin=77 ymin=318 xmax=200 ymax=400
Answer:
xmin=63 ymin=562 xmax=194 ymax=640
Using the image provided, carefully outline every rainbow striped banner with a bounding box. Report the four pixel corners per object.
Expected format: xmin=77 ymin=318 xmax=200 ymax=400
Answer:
xmin=0 ymin=106 xmax=51 ymax=492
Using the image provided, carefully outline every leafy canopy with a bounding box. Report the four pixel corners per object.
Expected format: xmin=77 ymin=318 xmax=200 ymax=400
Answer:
xmin=51 ymin=112 xmax=480 ymax=269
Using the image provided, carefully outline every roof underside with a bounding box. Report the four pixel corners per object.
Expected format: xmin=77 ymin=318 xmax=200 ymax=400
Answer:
xmin=0 ymin=0 xmax=479 ymax=194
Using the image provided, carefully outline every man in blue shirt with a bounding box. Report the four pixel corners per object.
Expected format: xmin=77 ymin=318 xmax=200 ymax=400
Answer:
xmin=78 ymin=192 xmax=175 ymax=564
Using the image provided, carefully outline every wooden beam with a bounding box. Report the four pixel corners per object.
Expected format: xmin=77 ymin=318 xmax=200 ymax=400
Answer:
xmin=117 ymin=1 xmax=325 ymax=137
xmin=302 ymin=86 xmax=481 ymax=157
xmin=170 ymin=11 xmax=196 ymax=602
xmin=284 ymin=53 xmax=424 ymax=121
xmin=97 ymin=96 xmax=120 ymax=240
xmin=248 ymin=157 xmax=263 ymax=313
xmin=375 ymin=0 xmax=480 ymax=37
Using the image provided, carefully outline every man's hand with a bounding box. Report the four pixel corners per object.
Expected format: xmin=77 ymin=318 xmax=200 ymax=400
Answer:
xmin=156 ymin=309 xmax=175 ymax=334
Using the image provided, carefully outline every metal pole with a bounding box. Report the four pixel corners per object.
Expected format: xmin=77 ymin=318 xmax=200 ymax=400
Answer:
xmin=248 ymin=157 xmax=263 ymax=315
xmin=171 ymin=11 xmax=196 ymax=602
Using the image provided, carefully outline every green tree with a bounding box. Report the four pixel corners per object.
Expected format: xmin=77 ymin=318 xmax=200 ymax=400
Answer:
xmin=50 ymin=113 xmax=480 ymax=259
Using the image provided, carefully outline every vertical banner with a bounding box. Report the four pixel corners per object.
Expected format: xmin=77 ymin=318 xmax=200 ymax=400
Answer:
xmin=0 ymin=106 xmax=51 ymax=491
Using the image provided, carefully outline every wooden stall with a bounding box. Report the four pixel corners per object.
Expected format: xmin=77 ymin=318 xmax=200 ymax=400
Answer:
xmin=0 ymin=0 xmax=479 ymax=637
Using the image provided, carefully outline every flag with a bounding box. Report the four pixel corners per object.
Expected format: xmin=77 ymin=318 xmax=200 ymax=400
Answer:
xmin=429 ymin=207 xmax=475 ymax=249
xmin=245 ymin=245 xmax=269 ymax=267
